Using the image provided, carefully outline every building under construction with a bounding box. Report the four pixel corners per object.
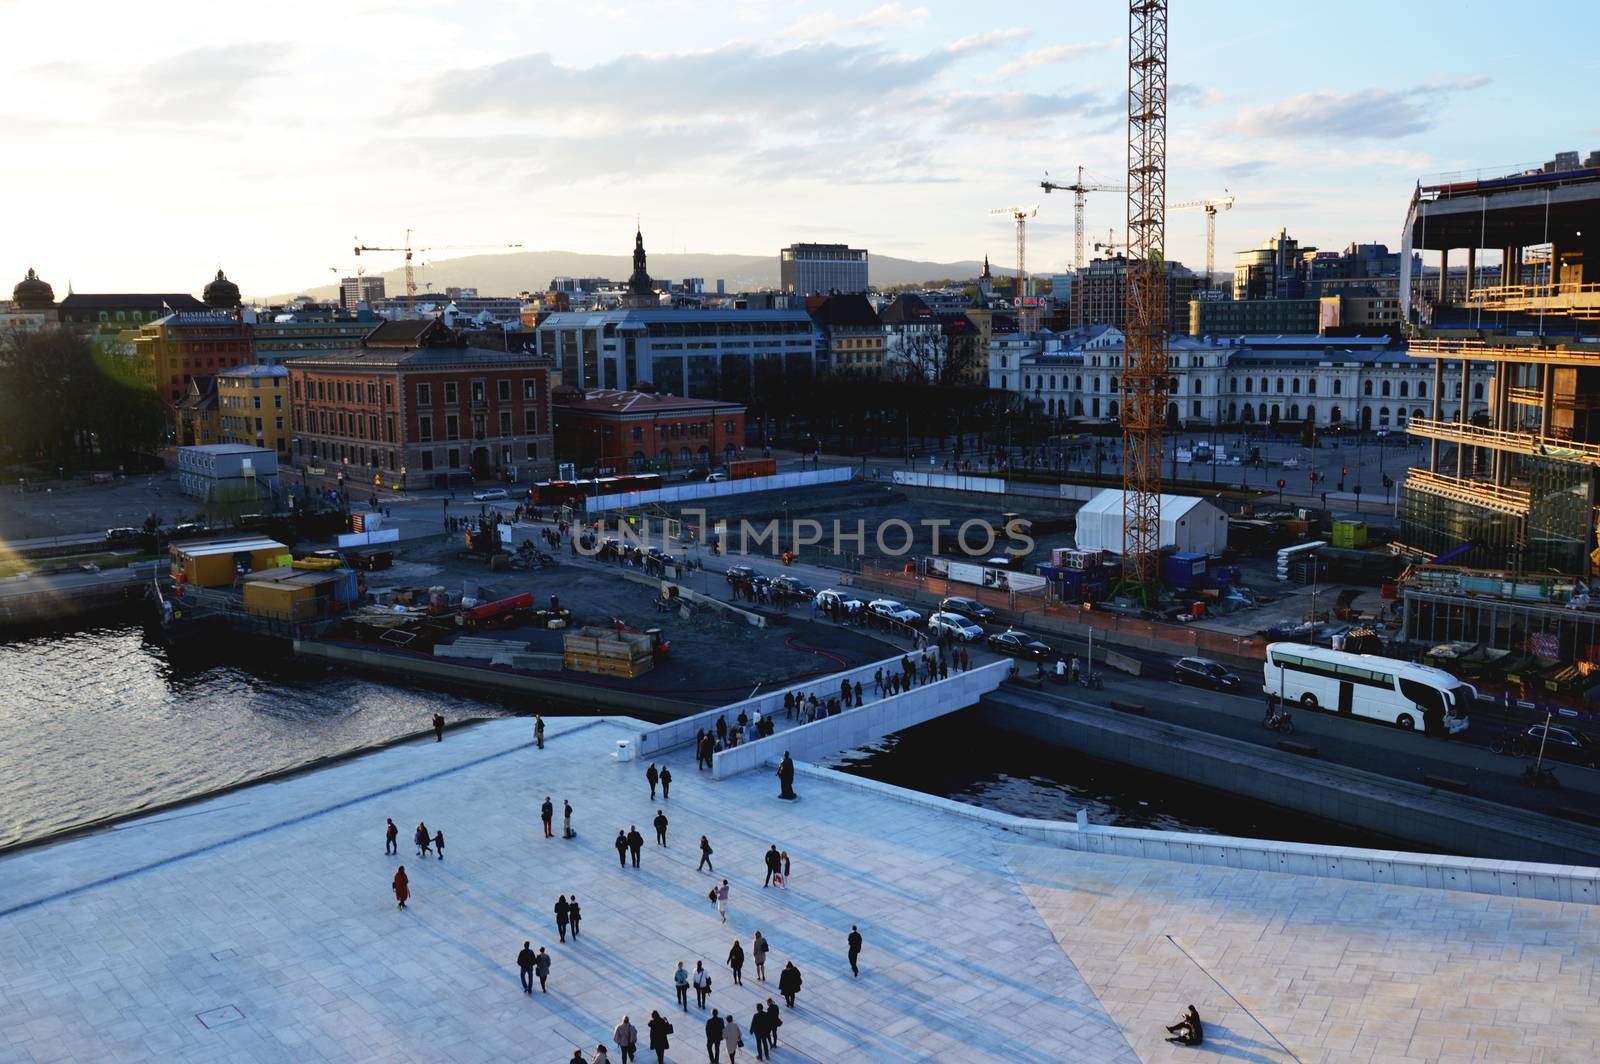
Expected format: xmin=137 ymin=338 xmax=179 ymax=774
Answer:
xmin=1396 ymin=152 xmax=1600 ymax=660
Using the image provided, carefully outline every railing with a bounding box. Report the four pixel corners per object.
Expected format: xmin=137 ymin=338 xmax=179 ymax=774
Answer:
xmin=1406 ymin=417 xmax=1600 ymax=465
xmin=1506 ymin=387 xmax=1542 ymax=406
xmin=1402 ymin=467 xmax=1530 ymax=515
xmin=1463 ymin=281 xmax=1600 ymax=316
xmin=1408 ymin=337 xmax=1600 ymax=366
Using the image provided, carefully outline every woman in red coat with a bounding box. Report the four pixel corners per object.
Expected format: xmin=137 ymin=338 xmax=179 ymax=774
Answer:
xmin=393 ymin=866 xmax=410 ymax=909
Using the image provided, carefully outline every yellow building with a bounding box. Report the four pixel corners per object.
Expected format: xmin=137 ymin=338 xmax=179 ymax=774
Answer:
xmin=217 ymin=364 xmax=290 ymax=456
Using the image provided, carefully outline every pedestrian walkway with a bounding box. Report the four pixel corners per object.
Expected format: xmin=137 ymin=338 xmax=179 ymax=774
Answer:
xmin=1 ymin=714 xmax=1595 ymax=1062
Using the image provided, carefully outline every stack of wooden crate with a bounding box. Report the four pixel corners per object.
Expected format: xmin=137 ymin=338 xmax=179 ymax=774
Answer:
xmin=562 ymin=626 xmax=655 ymax=678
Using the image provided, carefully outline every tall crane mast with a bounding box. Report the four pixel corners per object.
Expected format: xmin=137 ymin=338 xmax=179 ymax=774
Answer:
xmin=989 ymin=204 xmax=1039 ymax=330
xmin=1168 ymin=192 xmax=1235 ymax=287
xmin=354 ymin=230 xmax=524 ymax=311
xmin=1042 ymin=167 xmax=1125 ymax=270
xmin=1121 ymin=0 xmax=1168 ymax=602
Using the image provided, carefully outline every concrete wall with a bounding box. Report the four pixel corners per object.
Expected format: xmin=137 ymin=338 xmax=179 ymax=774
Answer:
xmin=978 ymin=694 xmax=1600 ymax=867
xmin=586 ymin=465 xmax=853 ymax=512
xmin=892 ymin=471 xmax=1008 ymax=494
xmin=712 ymin=660 xmax=1010 ymax=778
xmin=794 ymin=759 xmax=1600 ymax=906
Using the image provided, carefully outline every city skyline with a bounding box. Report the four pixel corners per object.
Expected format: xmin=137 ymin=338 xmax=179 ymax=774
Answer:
xmin=3 ymin=0 xmax=1595 ymax=295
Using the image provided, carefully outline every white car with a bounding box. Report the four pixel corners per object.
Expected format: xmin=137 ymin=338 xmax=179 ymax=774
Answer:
xmin=705 ymin=472 xmax=728 ymax=483
xmin=867 ymin=598 xmax=921 ymax=624
xmin=927 ymin=611 xmax=984 ymax=642
xmin=815 ymin=588 xmax=864 ymax=615
xmin=472 ymin=488 xmax=509 ymax=501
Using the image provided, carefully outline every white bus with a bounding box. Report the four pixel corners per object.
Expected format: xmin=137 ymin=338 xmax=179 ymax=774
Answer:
xmin=1264 ymin=643 xmax=1474 ymax=735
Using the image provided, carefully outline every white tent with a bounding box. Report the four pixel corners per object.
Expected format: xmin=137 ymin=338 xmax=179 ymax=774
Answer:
xmin=1072 ymin=490 xmax=1228 ymax=557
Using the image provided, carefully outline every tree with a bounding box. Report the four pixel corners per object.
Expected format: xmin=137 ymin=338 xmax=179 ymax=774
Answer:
xmin=0 ymin=328 xmax=164 ymax=467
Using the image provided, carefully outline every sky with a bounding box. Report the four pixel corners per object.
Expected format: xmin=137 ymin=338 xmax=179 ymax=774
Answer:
xmin=3 ymin=0 xmax=1596 ymax=297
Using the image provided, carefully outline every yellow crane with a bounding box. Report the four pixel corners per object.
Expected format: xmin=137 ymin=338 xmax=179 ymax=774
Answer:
xmin=989 ymin=204 xmax=1039 ymax=329
xmin=353 ymin=230 xmax=523 ymax=310
xmin=1167 ymin=192 xmax=1235 ymax=287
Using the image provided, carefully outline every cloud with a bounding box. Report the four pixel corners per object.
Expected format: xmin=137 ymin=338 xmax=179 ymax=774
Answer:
xmin=1229 ymin=78 xmax=1489 ymax=141
xmin=115 ymin=45 xmax=286 ymax=122
xmin=925 ymin=90 xmax=1120 ymax=132
xmin=779 ymin=3 xmax=929 ymax=40
xmin=944 ymin=28 xmax=1030 ymax=56
xmin=978 ymin=41 xmax=1115 ymax=84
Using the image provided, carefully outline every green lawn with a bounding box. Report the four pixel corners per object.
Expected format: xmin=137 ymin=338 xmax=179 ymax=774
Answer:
xmin=0 ymin=549 xmax=161 ymax=580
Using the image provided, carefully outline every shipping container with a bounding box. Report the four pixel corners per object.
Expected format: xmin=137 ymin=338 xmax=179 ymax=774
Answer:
xmin=727 ymin=458 xmax=777 ymax=481
xmin=170 ymin=538 xmax=289 ymax=588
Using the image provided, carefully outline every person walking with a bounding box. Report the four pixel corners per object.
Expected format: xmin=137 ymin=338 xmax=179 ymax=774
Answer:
xmin=648 ymin=1011 xmax=674 ymax=1064
xmin=751 ymin=931 xmax=769 ymax=981
xmin=854 ymin=680 xmax=863 ymax=705
xmin=647 ymin=762 xmax=659 ymax=800
xmin=763 ymin=845 xmax=781 ymax=887
xmin=384 ymin=817 xmax=398 ymax=855
xmin=392 ymin=866 xmax=409 ymax=910
xmin=590 ymin=1046 xmax=611 ymax=1064
xmin=847 ymin=925 xmax=863 ymax=977
xmin=698 ymin=835 xmax=714 ymax=872
xmin=414 ymin=822 xmax=431 ymax=857
xmin=432 ymin=829 xmax=444 ymax=860
xmin=722 ymin=1014 xmax=743 ymax=1063
xmin=674 ymin=962 xmax=691 ymax=1011
xmin=778 ymin=962 xmax=802 ymax=1008
xmin=432 ymin=712 xmax=445 ymax=742
xmin=517 ymin=941 xmax=536 ymax=993
xmin=764 ymin=999 xmax=782 ymax=1046
xmin=779 ymin=852 xmax=790 ymax=889
xmin=569 ymin=1050 xmax=586 ymax=1064
xmin=705 ymin=1008 xmax=725 ymax=1062
xmin=568 ymin=896 xmax=582 ymax=938
xmin=750 ymin=1004 xmax=771 ymax=1062
xmin=534 ymin=714 xmax=546 ymax=749
xmin=613 ymin=1015 xmax=639 ymax=1064
xmin=541 ymin=796 xmax=554 ymax=838
xmin=716 ymin=879 xmax=729 ymax=923
xmin=563 ymin=800 xmax=574 ymax=839
xmin=726 ymin=939 xmax=745 ymax=986
xmin=692 ymin=961 xmax=711 ymax=1008
xmin=616 ymin=830 xmax=630 ymax=869
xmin=660 ymin=767 xmax=672 ymax=799
xmin=555 ymin=895 xmax=571 ymax=942
xmin=627 ymin=825 xmax=644 ymax=867
xmin=654 ymin=809 xmax=669 ymax=846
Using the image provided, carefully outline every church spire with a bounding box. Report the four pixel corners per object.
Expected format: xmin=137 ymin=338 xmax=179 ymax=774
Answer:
xmin=624 ymin=226 xmax=655 ymax=308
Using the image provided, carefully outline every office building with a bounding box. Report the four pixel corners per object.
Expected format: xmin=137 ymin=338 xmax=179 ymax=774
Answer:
xmin=1072 ymin=254 xmax=1199 ymax=330
xmin=130 ymin=311 xmax=254 ymax=414
xmin=780 ymin=243 xmax=869 ymax=296
xmin=1190 ymin=297 xmax=1320 ymax=336
xmin=248 ymin=306 xmax=377 ymax=367
xmin=339 ymin=275 xmax=386 ymax=310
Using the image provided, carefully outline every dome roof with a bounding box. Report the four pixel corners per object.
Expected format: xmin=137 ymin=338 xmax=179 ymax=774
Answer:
xmin=203 ymin=269 xmax=241 ymax=308
xmin=12 ymin=267 xmax=54 ymax=310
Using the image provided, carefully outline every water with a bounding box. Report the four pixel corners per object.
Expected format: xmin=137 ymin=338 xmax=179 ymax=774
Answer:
xmin=823 ymin=709 xmax=1411 ymax=849
xmin=0 ymin=620 xmax=514 ymax=847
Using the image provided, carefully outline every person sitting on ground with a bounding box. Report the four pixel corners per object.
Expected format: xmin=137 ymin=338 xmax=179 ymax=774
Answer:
xmin=1164 ymin=1005 xmax=1203 ymax=1045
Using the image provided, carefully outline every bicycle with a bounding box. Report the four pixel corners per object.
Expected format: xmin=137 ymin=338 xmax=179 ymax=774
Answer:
xmin=1263 ymin=711 xmax=1294 ymax=734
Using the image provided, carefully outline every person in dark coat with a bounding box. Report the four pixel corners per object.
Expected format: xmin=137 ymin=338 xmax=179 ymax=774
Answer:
xmin=654 ymin=809 xmax=669 ymax=846
xmin=698 ymin=835 xmax=714 ymax=872
xmin=432 ymin=829 xmax=444 ymax=860
xmin=854 ymin=680 xmax=863 ymax=705
xmin=776 ymin=752 xmax=796 ymax=800
xmin=432 ymin=712 xmax=445 ymax=741
xmin=648 ymin=1010 xmax=674 ymax=1064
xmin=647 ymin=762 xmax=660 ymax=799
xmin=1165 ymin=1005 xmax=1204 ymax=1045
xmin=563 ymin=800 xmax=574 ymax=839
xmin=627 ymin=825 xmax=645 ymax=867
xmin=555 ymin=894 xmax=570 ymax=941
xmin=778 ymin=962 xmax=802 ymax=1008
xmin=517 ymin=940 xmax=536 ymax=993
xmin=726 ymin=938 xmax=745 ymax=985
xmin=392 ymin=866 xmax=409 ymax=909
xmin=534 ymin=714 xmax=545 ymax=749
xmin=764 ymin=998 xmax=782 ymax=1045
xmin=751 ymin=932 xmax=769 ymax=981
xmin=716 ymin=714 xmax=728 ymax=743
xmin=534 ymin=947 xmax=551 ymax=991
xmin=616 ymin=830 xmax=630 ymax=868
xmin=705 ymin=1009 xmax=725 ymax=1062
xmin=541 ymin=797 xmax=554 ymax=838
xmin=415 ymin=822 xmax=431 ymax=857
xmin=847 ymin=925 xmax=863 ymax=977
xmin=384 ymin=818 xmax=398 ymax=855
xmin=763 ymin=845 xmax=782 ymax=887
xmin=568 ymin=895 xmax=582 ymax=937
xmin=750 ymin=1004 xmax=771 ymax=1061
xmin=660 ymin=767 xmax=672 ymax=798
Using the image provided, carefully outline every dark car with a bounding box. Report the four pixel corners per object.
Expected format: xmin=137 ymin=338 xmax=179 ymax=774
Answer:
xmin=940 ymin=596 xmax=996 ymax=623
xmin=987 ymin=629 xmax=1052 ymax=660
xmin=1172 ymin=657 xmax=1241 ymax=691
xmin=167 ymin=522 xmax=208 ymax=539
xmin=105 ymin=527 xmax=141 ymax=545
xmin=725 ymin=565 xmax=761 ymax=585
xmin=1519 ymin=724 xmax=1596 ymax=768
xmin=771 ymin=575 xmax=818 ymax=603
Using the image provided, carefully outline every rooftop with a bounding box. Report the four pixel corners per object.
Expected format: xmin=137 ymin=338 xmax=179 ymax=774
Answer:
xmin=0 ymin=714 xmax=1595 ymax=1063
xmin=553 ymin=389 xmax=742 ymax=415
xmin=217 ymin=364 xmax=289 ymax=379
xmin=284 ymin=346 xmax=549 ymax=370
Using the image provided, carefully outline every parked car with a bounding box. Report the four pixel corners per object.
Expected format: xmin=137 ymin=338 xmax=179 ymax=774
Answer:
xmin=927 ymin=611 xmax=984 ymax=642
xmin=1172 ymin=657 xmax=1241 ymax=691
xmin=167 ymin=522 xmax=208 ymax=539
xmin=725 ymin=564 xmax=761 ymax=585
xmin=940 ymin=596 xmax=997 ymax=623
xmin=105 ymin=527 xmax=142 ymax=545
xmin=1518 ymin=724 xmax=1596 ymax=768
xmin=987 ymin=629 xmax=1052 ymax=660
xmin=770 ymin=575 xmax=818 ymax=604
xmin=867 ymin=598 xmax=921 ymax=625
xmin=705 ymin=471 xmax=728 ymax=483
xmin=814 ymin=588 xmax=864 ymax=616
xmin=472 ymin=487 xmax=509 ymax=501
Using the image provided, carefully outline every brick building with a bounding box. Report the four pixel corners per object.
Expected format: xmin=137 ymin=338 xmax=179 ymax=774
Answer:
xmin=285 ymin=319 xmax=554 ymax=489
xmin=552 ymin=388 xmax=746 ymax=474
xmin=129 ymin=311 xmax=254 ymax=416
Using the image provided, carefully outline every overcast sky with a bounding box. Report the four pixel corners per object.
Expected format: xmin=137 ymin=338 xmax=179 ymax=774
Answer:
xmin=4 ymin=0 xmax=1593 ymax=296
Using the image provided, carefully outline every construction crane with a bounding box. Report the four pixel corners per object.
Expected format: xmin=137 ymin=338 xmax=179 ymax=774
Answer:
xmin=1168 ymin=192 xmax=1234 ymax=287
xmin=1120 ymin=0 xmax=1168 ymax=604
xmin=353 ymin=230 xmax=524 ymax=310
xmin=990 ymin=204 xmax=1039 ymax=331
xmin=1042 ymin=167 xmax=1126 ymax=270
xmin=1093 ymin=229 xmax=1128 ymax=256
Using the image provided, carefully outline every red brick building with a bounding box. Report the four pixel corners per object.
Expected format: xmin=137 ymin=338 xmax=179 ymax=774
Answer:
xmin=285 ymin=319 xmax=554 ymax=489
xmin=129 ymin=312 xmax=254 ymax=415
xmin=552 ymin=388 xmax=746 ymax=473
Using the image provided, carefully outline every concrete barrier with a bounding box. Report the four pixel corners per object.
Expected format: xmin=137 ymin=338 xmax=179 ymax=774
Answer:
xmin=712 ymin=660 xmax=1011 ymax=778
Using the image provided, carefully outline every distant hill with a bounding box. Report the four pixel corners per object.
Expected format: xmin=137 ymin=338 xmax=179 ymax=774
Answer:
xmin=271 ymin=250 xmax=1010 ymax=303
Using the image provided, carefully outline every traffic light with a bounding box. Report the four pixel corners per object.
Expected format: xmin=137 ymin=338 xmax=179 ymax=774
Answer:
xmin=1308 ymin=471 xmax=1316 ymax=484
xmin=1341 ymin=466 xmax=1349 ymax=478
xmin=1277 ymin=478 xmax=1286 ymax=489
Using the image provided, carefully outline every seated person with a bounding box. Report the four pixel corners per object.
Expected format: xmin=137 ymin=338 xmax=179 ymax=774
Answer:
xmin=1164 ymin=1005 xmax=1203 ymax=1045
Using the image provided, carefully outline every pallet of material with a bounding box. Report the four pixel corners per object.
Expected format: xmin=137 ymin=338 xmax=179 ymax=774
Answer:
xmin=562 ymin=626 xmax=654 ymax=678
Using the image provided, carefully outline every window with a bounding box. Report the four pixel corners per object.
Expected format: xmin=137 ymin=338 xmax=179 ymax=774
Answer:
xmin=526 ymin=443 xmax=538 ymax=460
xmin=1276 ymin=378 xmax=1285 ymax=393
xmin=1245 ymin=378 xmax=1253 ymax=393
xmin=498 ymin=380 xmax=511 ymax=401
xmin=418 ymin=415 xmax=433 ymax=442
xmin=273 ymin=394 xmax=282 ymax=410
xmin=1333 ymin=379 xmax=1342 ymax=395
xmin=385 ymin=383 xmax=393 ymax=405
xmin=385 ymin=416 xmax=393 ymax=442
xmin=526 ymin=410 xmax=540 ymax=433
xmin=1417 ymin=381 xmax=1427 ymax=399
xmin=446 ymin=414 xmax=460 ymax=440
xmin=1291 ymin=378 xmax=1300 ymax=394
xmin=1308 ymin=378 xmax=1316 ymax=394
xmin=499 ymin=411 xmax=512 ymax=436
xmin=471 ymin=381 xmax=485 ymax=403
xmin=1399 ymin=381 xmax=1409 ymax=397
xmin=447 ymin=449 xmax=460 ymax=469
xmin=1364 ymin=380 xmax=1373 ymax=396
xmin=444 ymin=382 xmax=458 ymax=403
xmin=292 ymin=378 xmax=301 ymax=398
xmin=417 ymin=382 xmax=431 ymax=405
xmin=1193 ymin=379 xmax=1203 ymax=394
xmin=253 ymin=395 xmax=261 ymax=410
xmin=367 ymin=383 xmax=378 ymax=404
xmin=421 ymin=451 xmax=434 ymax=471
xmin=1381 ymin=380 xmax=1391 ymax=397
xmin=1473 ymin=381 xmax=1484 ymax=400
xmin=523 ymin=379 xmax=538 ymax=400
xmin=724 ymin=419 xmax=735 ymax=433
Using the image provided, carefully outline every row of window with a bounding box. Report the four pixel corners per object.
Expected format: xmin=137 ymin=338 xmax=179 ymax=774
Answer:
xmin=1016 ymin=372 xmax=1451 ymax=401
xmin=220 ymin=394 xmax=282 ymax=410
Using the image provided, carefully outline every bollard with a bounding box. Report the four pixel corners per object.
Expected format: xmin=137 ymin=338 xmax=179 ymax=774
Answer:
xmin=614 ymin=739 xmax=633 ymax=763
